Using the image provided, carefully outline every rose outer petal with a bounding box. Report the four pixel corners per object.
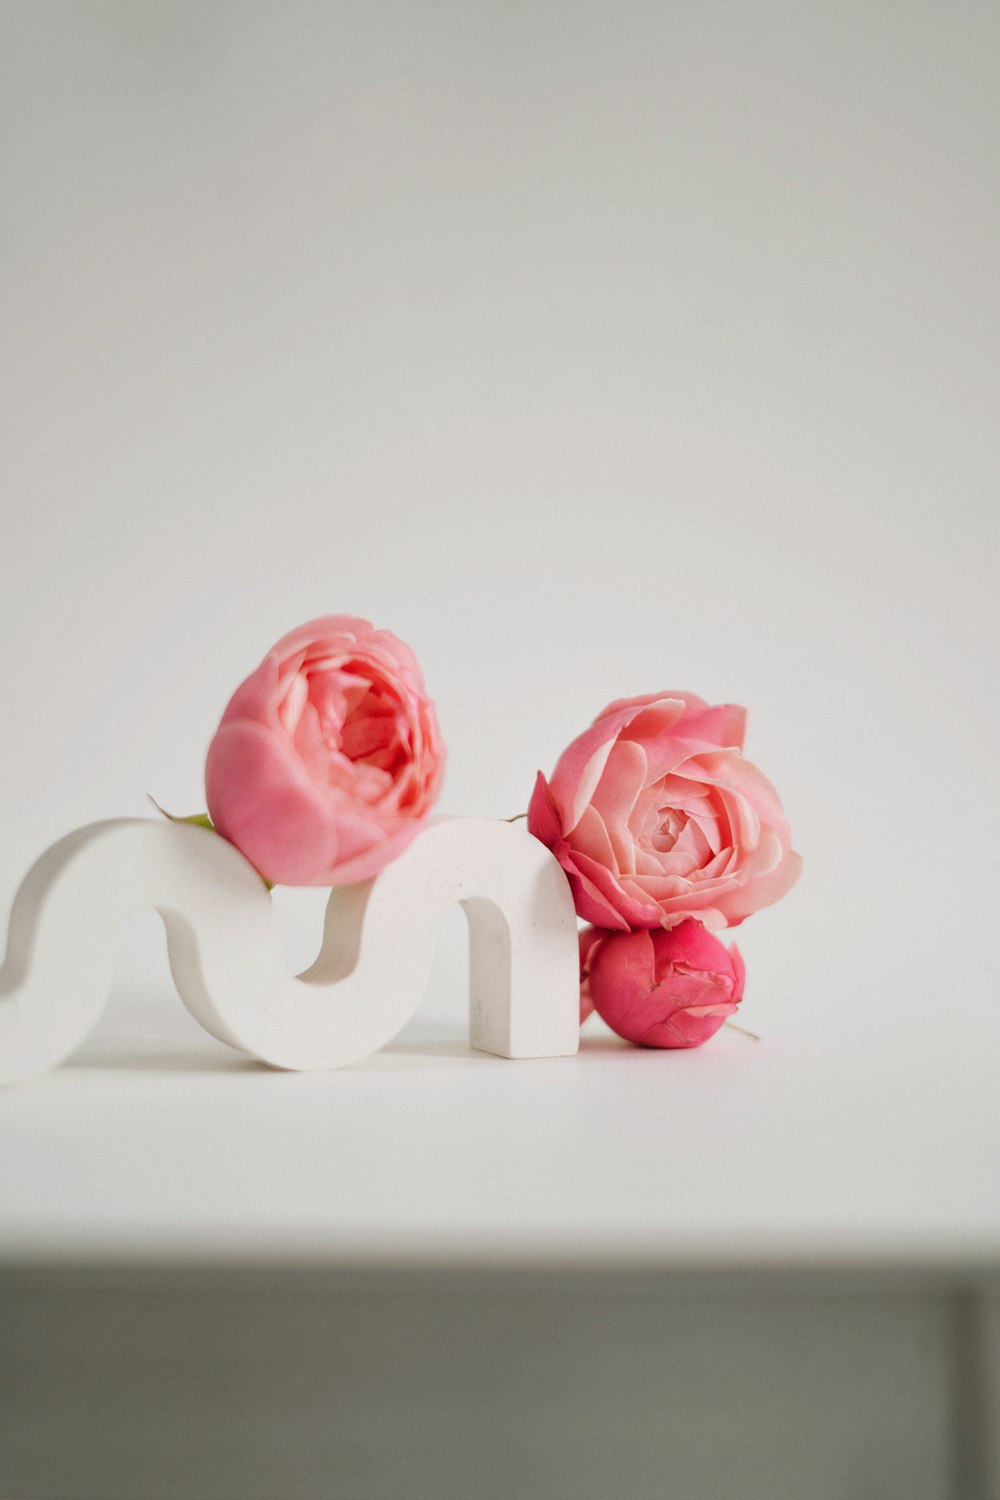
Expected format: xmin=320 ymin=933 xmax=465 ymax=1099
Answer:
xmin=206 ymin=719 xmax=340 ymax=886
xmin=527 ymin=771 xmax=562 ymax=848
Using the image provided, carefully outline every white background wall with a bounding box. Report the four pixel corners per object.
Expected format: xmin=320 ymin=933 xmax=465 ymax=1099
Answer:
xmin=1 ymin=0 xmax=997 ymax=1050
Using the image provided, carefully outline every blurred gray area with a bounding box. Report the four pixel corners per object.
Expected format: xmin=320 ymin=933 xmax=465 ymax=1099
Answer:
xmin=3 ymin=1265 xmax=996 ymax=1500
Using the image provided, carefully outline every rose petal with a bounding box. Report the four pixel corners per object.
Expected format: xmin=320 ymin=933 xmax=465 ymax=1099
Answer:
xmin=205 ymin=720 xmax=339 ymax=885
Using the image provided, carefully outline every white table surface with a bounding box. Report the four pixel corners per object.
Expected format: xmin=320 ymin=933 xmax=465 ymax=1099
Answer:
xmin=2 ymin=982 xmax=997 ymax=1271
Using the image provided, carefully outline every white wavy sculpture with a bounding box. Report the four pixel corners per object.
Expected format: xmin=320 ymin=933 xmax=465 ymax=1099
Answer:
xmin=0 ymin=817 xmax=580 ymax=1084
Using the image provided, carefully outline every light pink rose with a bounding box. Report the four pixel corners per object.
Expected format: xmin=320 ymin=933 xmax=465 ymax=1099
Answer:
xmin=528 ymin=692 xmax=801 ymax=931
xmin=588 ymin=920 xmax=745 ymax=1048
xmin=205 ymin=616 xmax=445 ymax=886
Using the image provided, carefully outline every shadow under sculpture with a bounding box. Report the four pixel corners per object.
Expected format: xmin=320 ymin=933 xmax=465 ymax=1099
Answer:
xmin=0 ymin=817 xmax=580 ymax=1084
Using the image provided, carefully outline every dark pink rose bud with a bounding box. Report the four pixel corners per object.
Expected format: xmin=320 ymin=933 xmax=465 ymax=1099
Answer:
xmin=589 ymin=919 xmax=745 ymax=1049
xmin=578 ymin=925 xmax=605 ymax=1023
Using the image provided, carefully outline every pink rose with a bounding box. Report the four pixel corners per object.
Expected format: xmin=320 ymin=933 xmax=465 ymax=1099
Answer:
xmin=588 ymin=920 xmax=745 ymax=1048
xmin=528 ymin=692 xmax=801 ymax=931
xmin=205 ymin=616 xmax=445 ymax=886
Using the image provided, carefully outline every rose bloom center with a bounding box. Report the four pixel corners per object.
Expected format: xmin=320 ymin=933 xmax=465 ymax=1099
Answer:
xmin=294 ymin=663 xmax=411 ymax=803
xmin=651 ymin=807 xmax=687 ymax=853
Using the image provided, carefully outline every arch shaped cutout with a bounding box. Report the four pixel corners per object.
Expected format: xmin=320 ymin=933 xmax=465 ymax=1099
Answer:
xmin=0 ymin=817 xmax=580 ymax=1083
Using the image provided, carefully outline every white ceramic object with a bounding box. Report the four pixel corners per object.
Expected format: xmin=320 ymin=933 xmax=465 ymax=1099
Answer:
xmin=0 ymin=817 xmax=579 ymax=1083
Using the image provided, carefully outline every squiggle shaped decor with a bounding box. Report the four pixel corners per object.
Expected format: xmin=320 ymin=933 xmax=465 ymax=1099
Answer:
xmin=0 ymin=817 xmax=579 ymax=1084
